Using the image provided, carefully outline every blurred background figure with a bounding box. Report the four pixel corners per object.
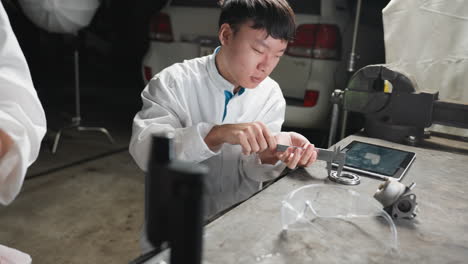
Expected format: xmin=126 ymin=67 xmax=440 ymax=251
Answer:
xmin=0 ymin=0 xmax=46 ymax=205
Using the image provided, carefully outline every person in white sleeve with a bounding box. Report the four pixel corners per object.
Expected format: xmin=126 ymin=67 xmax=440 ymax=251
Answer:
xmin=0 ymin=1 xmax=46 ymax=206
xmin=129 ymin=0 xmax=318 ymax=253
xmin=0 ymin=1 xmax=46 ymax=263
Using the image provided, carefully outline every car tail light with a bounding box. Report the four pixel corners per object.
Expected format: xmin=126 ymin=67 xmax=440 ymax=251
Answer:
xmin=303 ymin=90 xmax=319 ymax=107
xmin=286 ymin=24 xmax=340 ymax=60
xmin=144 ymin=66 xmax=153 ymax=82
xmin=149 ymin=13 xmax=173 ymax=42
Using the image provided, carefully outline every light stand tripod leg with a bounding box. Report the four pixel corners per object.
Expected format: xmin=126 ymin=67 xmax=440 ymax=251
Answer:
xmin=52 ymin=128 xmax=64 ymax=154
xmin=77 ymin=126 xmax=115 ymax=144
xmin=51 ymin=32 xmax=115 ymax=154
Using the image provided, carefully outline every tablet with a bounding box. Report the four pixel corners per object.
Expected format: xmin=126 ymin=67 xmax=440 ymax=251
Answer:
xmin=332 ymin=140 xmax=416 ymax=181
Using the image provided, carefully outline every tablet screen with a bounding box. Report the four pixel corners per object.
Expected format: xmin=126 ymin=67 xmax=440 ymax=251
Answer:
xmin=344 ymin=141 xmax=412 ymax=176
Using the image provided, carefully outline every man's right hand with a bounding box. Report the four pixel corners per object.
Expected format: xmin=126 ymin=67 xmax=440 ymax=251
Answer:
xmin=204 ymin=122 xmax=277 ymax=155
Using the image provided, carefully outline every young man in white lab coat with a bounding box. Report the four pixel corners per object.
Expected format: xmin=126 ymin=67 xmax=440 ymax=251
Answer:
xmin=130 ymin=0 xmax=318 ymax=252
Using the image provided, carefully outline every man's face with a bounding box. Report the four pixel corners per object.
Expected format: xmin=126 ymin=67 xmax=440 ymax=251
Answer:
xmin=220 ymin=22 xmax=288 ymax=89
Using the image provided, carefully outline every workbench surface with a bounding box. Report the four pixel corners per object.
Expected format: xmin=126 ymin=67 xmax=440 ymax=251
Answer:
xmin=147 ymin=135 xmax=468 ymax=263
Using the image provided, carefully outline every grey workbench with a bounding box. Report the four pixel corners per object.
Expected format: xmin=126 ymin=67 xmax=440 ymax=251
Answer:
xmin=146 ymin=135 xmax=468 ymax=263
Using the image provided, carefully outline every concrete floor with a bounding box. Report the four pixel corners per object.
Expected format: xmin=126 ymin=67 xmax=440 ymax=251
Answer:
xmin=0 ymin=151 xmax=145 ymax=263
xmin=0 ymin=103 xmax=148 ymax=263
xmin=0 ymin=66 xmax=148 ymax=263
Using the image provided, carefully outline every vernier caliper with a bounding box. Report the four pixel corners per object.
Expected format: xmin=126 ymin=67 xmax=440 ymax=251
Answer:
xmin=276 ymin=144 xmax=360 ymax=185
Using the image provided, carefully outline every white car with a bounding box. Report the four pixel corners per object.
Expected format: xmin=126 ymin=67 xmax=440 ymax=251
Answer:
xmin=142 ymin=0 xmax=383 ymax=129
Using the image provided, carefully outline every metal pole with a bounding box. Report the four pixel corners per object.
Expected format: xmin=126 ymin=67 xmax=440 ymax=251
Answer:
xmin=328 ymin=90 xmax=343 ymax=147
xmin=74 ymin=34 xmax=81 ymax=125
xmin=328 ymin=103 xmax=340 ymax=147
xmin=347 ymin=0 xmax=362 ymax=73
xmin=341 ymin=0 xmax=363 ymax=140
xmin=340 ymin=109 xmax=348 ymax=140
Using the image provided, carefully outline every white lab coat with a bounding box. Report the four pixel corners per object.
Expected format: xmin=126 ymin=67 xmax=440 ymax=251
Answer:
xmin=130 ymin=51 xmax=287 ymax=253
xmin=383 ymin=0 xmax=468 ymax=136
xmin=0 ymin=2 xmax=46 ymax=206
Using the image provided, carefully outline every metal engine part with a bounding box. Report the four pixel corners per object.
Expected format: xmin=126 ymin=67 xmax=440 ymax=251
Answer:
xmin=374 ymin=179 xmax=417 ymax=220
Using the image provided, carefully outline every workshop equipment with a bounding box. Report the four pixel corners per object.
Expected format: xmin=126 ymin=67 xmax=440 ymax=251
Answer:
xmin=131 ymin=135 xmax=208 ymax=264
xmin=51 ymin=33 xmax=115 ymax=154
xmin=336 ymin=65 xmax=468 ymax=145
xmin=18 ymin=0 xmax=99 ymax=34
xmin=281 ymin=184 xmax=398 ymax=258
xmin=19 ymin=0 xmax=115 ymax=154
xmin=374 ymin=179 xmax=417 ymax=220
xmin=276 ymin=144 xmax=360 ymax=185
xmin=328 ymin=89 xmax=344 ymax=147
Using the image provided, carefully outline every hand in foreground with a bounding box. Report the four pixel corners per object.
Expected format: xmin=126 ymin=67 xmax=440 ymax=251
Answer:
xmin=0 ymin=129 xmax=13 ymax=159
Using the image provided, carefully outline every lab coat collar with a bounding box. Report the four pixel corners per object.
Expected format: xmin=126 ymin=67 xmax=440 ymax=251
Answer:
xmin=207 ymin=47 xmax=246 ymax=95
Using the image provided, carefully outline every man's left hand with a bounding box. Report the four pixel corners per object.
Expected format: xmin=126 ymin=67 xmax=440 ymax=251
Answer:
xmin=258 ymin=132 xmax=317 ymax=169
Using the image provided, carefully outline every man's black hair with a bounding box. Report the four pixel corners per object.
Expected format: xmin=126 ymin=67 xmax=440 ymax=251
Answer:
xmin=218 ymin=0 xmax=296 ymax=41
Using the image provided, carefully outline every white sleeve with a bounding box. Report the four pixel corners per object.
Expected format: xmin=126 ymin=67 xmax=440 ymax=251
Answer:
xmin=129 ymin=76 xmax=220 ymax=171
xmin=240 ymin=86 xmax=287 ymax=182
xmin=0 ymin=2 xmax=47 ymax=205
xmin=0 ymin=244 xmax=31 ymax=264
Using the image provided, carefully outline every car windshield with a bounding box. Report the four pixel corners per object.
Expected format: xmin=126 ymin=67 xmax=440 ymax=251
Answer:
xmin=171 ymin=0 xmax=321 ymax=15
